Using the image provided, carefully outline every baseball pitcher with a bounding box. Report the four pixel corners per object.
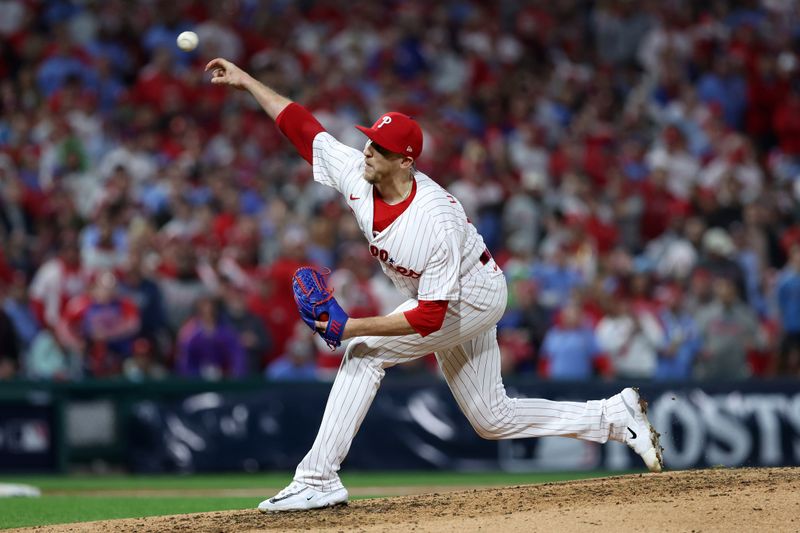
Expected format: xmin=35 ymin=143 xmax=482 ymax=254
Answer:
xmin=205 ymin=57 xmax=664 ymax=513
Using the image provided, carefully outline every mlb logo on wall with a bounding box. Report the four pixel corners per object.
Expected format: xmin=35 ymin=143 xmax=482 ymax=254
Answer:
xmin=0 ymin=419 xmax=50 ymax=453
xmin=0 ymin=403 xmax=58 ymax=472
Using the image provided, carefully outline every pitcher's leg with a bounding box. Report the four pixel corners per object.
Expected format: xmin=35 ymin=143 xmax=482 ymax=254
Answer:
xmin=292 ymin=279 xmax=527 ymax=492
xmin=436 ymin=328 xmax=629 ymax=443
xmin=293 ymin=339 xmax=389 ymax=491
xmin=293 ymin=298 xmax=436 ymax=492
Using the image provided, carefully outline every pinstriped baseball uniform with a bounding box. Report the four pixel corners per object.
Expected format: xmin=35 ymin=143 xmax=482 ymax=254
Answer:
xmin=294 ymin=132 xmax=634 ymax=491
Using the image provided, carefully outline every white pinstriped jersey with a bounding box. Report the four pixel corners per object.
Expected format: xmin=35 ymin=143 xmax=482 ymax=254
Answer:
xmin=312 ymin=132 xmax=497 ymax=303
xmin=290 ymin=132 xmax=651 ymax=496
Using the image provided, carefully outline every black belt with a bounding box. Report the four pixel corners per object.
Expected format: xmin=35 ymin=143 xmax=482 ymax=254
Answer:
xmin=480 ymin=249 xmax=492 ymax=265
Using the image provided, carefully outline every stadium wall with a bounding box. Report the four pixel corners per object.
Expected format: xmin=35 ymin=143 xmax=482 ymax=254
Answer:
xmin=1 ymin=379 xmax=799 ymax=473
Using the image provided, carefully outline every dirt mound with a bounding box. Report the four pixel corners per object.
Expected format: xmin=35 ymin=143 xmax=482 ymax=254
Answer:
xmin=13 ymin=468 xmax=799 ymax=533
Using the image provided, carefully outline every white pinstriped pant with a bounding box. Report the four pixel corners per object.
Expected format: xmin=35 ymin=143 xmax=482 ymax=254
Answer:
xmin=294 ymin=266 xmax=630 ymax=491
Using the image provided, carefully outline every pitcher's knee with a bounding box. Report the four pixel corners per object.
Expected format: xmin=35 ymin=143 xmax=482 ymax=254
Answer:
xmin=473 ymin=423 xmax=502 ymax=440
xmin=462 ymin=399 xmax=515 ymax=440
xmin=464 ymin=411 xmax=514 ymax=440
xmin=342 ymin=338 xmax=390 ymax=373
xmin=465 ymin=417 xmax=510 ymax=440
xmin=344 ymin=338 xmax=372 ymax=358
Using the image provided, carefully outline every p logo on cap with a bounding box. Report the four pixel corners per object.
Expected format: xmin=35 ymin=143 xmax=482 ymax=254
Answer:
xmin=355 ymin=112 xmax=423 ymax=159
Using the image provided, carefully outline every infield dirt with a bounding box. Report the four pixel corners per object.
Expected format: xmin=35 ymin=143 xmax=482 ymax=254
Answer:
xmin=12 ymin=467 xmax=799 ymax=532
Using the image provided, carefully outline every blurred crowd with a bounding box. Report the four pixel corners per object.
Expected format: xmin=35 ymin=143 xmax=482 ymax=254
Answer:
xmin=1 ymin=0 xmax=800 ymax=383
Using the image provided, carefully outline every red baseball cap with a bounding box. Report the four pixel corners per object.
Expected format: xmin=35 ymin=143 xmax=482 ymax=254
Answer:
xmin=355 ymin=112 xmax=423 ymax=159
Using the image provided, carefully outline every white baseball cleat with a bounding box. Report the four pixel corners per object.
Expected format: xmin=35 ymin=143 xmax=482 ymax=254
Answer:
xmin=619 ymin=387 xmax=664 ymax=473
xmin=257 ymin=481 xmax=348 ymax=512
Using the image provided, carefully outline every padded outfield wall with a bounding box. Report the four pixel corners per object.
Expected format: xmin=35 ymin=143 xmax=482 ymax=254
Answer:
xmin=1 ymin=377 xmax=799 ymax=473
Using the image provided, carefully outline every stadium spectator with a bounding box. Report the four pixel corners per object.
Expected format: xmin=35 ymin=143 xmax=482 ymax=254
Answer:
xmin=157 ymin=239 xmax=207 ymax=333
xmin=0 ymin=300 xmax=19 ymax=379
xmin=771 ymin=82 xmax=800 ymax=183
xmin=36 ymin=33 xmax=97 ymax=98
xmin=595 ymin=295 xmax=664 ymax=379
xmin=775 ymin=245 xmax=800 ymax=375
xmin=57 ymin=270 xmax=140 ymax=378
xmin=132 ymin=47 xmax=189 ymax=114
xmin=645 ymin=125 xmax=700 ymax=201
xmin=496 ymin=327 xmax=535 ymax=376
xmin=742 ymin=202 xmax=784 ymax=272
xmin=731 ymin=222 xmax=767 ymax=315
xmin=328 ymin=243 xmax=382 ymax=319
xmin=2 ymin=271 xmax=40 ymax=353
xmin=498 ymin=278 xmax=550 ymax=354
xmin=28 ymin=232 xmax=88 ymax=330
xmin=696 ymin=55 xmax=747 ymax=131
xmin=654 ymin=285 xmax=701 ymax=381
xmin=684 ymin=267 xmax=715 ymax=316
xmin=219 ymin=277 xmax=271 ymax=374
xmin=80 ymin=208 xmax=128 ymax=275
xmin=530 ymin=244 xmax=584 ymax=312
xmin=745 ymin=52 xmax=789 ymax=154
xmin=592 ymin=0 xmax=653 ymax=68
xmin=694 ymin=276 xmax=762 ymax=380
xmin=0 ymin=159 xmax=32 ymax=238
xmin=306 ymin=215 xmax=337 ymax=268
xmin=24 ymin=327 xmax=76 ymax=381
xmin=697 ymin=135 xmax=763 ymax=205
xmin=642 ymin=215 xmax=698 ymax=280
xmin=539 ymin=302 xmax=604 ymax=380
xmin=266 ymin=332 xmax=319 ymax=382
xmin=141 ymin=2 xmax=195 ymax=66
xmin=159 ymin=196 xmax=199 ymax=242
xmin=175 ymin=295 xmax=246 ymax=380
xmin=639 ymin=164 xmax=692 ymax=243
xmin=117 ymin=249 xmax=170 ymax=356
xmin=696 ymin=227 xmax=747 ymax=297
xmin=501 ymin=180 xmax=545 ymax=258
xmin=123 ymin=337 xmax=167 ymax=382
xmin=195 ymin=3 xmax=244 ymax=64
xmin=256 ymin=226 xmax=310 ymax=362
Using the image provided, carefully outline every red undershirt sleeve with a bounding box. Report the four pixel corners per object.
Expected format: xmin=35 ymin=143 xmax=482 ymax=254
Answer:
xmin=403 ymin=300 xmax=449 ymax=337
xmin=275 ymin=102 xmax=326 ymax=164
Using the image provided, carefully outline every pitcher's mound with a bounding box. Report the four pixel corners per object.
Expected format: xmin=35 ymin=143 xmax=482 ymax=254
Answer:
xmin=17 ymin=467 xmax=800 ymax=532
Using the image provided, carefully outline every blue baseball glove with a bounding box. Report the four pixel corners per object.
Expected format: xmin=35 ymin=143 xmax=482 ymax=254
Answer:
xmin=292 ymin=266 xmax=349 ymax=349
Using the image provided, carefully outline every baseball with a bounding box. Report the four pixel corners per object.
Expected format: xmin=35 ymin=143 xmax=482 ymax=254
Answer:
xmin=176 ymin=31 xmax=199 ymax=52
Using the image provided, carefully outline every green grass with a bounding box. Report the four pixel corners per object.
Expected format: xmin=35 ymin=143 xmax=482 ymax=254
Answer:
xmin=0 ymin=496 xmax=255 ymax=529
xmin=0 ymin=470 xmax=624 ymax=491
xmin=0 ymin=470 xmax=630 ymax=529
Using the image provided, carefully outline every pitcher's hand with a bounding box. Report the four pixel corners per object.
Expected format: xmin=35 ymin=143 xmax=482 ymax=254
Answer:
xmin=205 ymin=58 xmax=251 ymax=90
